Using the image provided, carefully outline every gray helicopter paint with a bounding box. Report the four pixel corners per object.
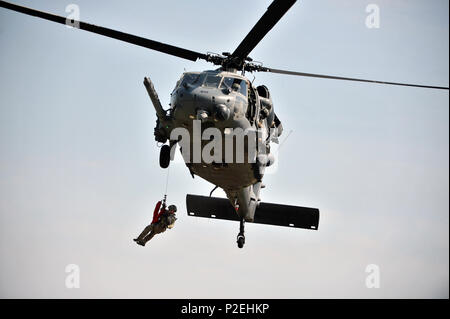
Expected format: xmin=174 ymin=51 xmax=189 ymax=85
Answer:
xmin=170 ymin=70 xmax=248 ymax=128
xmin=144 ymin=70 xmax=276 ymax=222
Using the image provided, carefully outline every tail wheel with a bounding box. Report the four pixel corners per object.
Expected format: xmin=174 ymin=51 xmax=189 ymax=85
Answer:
xmin=159 ymin=144 xmax=170 ymax=168
xmin=237 ymin=235 xmax=245 ymax=249
xmin=236 ymin=217 xmax=246 ymax=248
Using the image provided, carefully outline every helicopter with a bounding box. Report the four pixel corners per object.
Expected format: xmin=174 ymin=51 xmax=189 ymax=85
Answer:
xmin=1 ymin=0 xmax=448 ymax=249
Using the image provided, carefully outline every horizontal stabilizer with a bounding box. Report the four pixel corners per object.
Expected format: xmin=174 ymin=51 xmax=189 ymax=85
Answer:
xmin=186 ymin=194 xmax=319 ymax=230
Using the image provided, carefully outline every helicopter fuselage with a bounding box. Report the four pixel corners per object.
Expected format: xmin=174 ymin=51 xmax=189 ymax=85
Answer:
xmin=145 ymin=69 xmax=281 ymax=221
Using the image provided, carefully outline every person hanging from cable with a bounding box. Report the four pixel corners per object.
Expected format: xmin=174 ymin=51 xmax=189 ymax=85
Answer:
xmin=133 ymin=196 xmax=177 ymax=246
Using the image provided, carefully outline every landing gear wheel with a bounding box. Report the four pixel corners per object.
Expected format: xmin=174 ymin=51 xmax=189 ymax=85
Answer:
xmin=237 ymin=235 xmax=245 ymax=248
xmin=236 ymin=218 xmax=245 ymax=248
xmin=159 ymin=144 xmax=170 ymax=169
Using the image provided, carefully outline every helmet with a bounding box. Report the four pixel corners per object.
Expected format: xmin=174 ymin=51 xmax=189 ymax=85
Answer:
xmin=168 ymin=205 xmax=177 ymax=212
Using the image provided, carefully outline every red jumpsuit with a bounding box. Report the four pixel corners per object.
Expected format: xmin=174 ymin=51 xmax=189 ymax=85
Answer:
xmin=152 ymin=201 xmax=165 ymax=224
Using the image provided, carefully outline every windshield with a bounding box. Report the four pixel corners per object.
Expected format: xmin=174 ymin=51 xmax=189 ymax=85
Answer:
xmin=178 ymin=72 xmax=202 ymax=88
xmin=221 ymin=77 xmax=247 ymax=97
xmin=203 ymin=74 xmax=222 ymax=88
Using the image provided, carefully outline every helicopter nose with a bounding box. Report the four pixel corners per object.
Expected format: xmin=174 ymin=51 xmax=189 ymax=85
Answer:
xmin=214 ymin=103 xmax=231 ymax=121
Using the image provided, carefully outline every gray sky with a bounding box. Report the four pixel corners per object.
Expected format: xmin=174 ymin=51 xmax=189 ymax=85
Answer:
xmin=0 ymin=0 xmax=448 ymax=298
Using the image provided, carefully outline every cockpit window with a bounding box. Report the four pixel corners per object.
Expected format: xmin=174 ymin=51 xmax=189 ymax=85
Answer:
xmin=203 ymin=75 xmax=222 ymax=88
xmin=220 ymin=77 xmax=234 ymax=90
xmin=179 ymin=73 xmax=201 ymax=88
xmin=221 ymin=77 xmax=247 ymax=97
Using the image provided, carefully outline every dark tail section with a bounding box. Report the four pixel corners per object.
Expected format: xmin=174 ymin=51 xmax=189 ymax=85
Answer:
xmin=186 ymin=194 xmax=319 ymax=230
xmin=255 ymin=202 xmax=319 ymax=230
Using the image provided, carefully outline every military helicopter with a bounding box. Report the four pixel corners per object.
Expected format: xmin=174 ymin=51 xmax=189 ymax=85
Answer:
xmin=1 ymin=0 xmax=448 ymax=248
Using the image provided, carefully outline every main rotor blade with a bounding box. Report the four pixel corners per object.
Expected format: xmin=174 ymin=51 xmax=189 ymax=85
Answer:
xmin=0 ymin=1 xmax=207 ymax=62
xmin=261 ymin=67 xmax=450 ymax=90
xmin=231 ymin=0 xmax=296 ymax=63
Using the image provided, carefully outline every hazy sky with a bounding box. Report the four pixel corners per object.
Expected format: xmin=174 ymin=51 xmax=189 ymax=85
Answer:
xmin=0 ymin=0 xmax=448 ymax=298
